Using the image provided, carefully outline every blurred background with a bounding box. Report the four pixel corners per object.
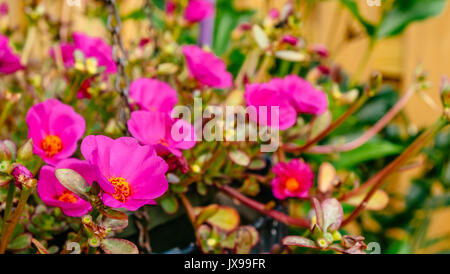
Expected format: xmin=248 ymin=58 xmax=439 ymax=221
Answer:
xmin=1 ymin=0 xmax=449 ymax=253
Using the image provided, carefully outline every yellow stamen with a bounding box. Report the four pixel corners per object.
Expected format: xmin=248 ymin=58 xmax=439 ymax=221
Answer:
xmin=285 ymin=178 xmax=300 ymax=192
xmin=57 ymin=190 xmax=77 ymax=203
xmin=41 ymin=135 xmax=63 ymax=158
xmin=109 ymin=177 xmax=131 ymax=203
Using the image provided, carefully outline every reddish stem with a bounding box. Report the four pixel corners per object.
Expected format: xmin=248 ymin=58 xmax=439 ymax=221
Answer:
xmin=307 ymin=87 xmax=415 ymax=154
xmin=340 ymin=117 xmax=447 ymax=226
xmin=218 ymin=185 xmax=310 ymax=228
xmin=284 ymin=94 xmax=368 ymax=154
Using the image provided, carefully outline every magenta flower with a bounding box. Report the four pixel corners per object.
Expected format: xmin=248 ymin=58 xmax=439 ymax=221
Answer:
xmin=128 ymin=111 xmax=196 ymax=157
xmin=38 ymin=159 xmax=94 ymax=217
xmin=129 ymin=78 xmax=178 ymax=113
xmin=244 ymin=82 xmax=297 ymax=130
xmin=271 ymin=159 xmax=314 ymax=200
xmin=51 ymin=32 xmax=116 ymax=74
xmin=184 ymin=0 xmax=214 ymax=23
xmin=50 ymin=32 xmax=116 ymax=98
xmin=26 ymin=99 xmax=86 ymax=165
xmin=182 ymin=45 xmax=232 ymax=89
xmin=81 ymin=135 xmax=169 ymax=211
xmin=0 ymin=34 xmax=24 ymax=74
xmin=278 ymin=75 xmax=328 ymax=115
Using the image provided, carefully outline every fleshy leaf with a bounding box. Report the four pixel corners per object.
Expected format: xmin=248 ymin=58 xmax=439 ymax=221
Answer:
xmin=318 ymin=162 xmax=338 ymax=193
xmin=311 ymin=197 xmax=324 ymax=230
xmin=101 ymin=238 xmax=139 ymax=254
xmin=344 ymin=189 xmax=389 ymax=211
xmin=159 ymin=194 xmax=179 ymax=214
xmin=8 ymin=233 xmax=32 ymax=251
xmin=195 ymin=204 xmax=220 ymax=227
xmin=275 ymin=50 xmax=306 ymax=62
xmin=54 ymin=169 xmax=90 ymax=201
xmin=282 ymin=236 xmax=318 ymax=249
xmin=229 ymin=150 xmax=250 ymax=167
xmin=98 ymin=207 xmax=129 ymax=220
xmin=235 ymin=227 xmax=254 ymax=254
xmin=322 ymin=198 xmax=343 ymax=231
xmin=206 ymin=206 xmax=240 ymax=232
xmin=309 ymin=110 xmax=332 ymax=140
xmin=100 ymin=217 xmax=129 ymax=231
xmin=252 ymin=25 xmax=269 ymax=50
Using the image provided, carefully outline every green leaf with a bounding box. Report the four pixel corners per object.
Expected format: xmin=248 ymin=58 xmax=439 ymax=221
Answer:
xmin=376 ymin=0 xmax=447 ymax=39
xmin=101 ymin=238 xmax=139 ymax=254
xmin=282 ymin=236 xmax=318 ymax=249
xmin=159 ymin=195 xmax=179 ymax=215
xmin=332 ymin=138 xmax=403 ymax=168
xmin=98 ymin=208 xmax=129 ymax=221
xmin=206 ymin=206 xmax=240 ymax=232
xmin=8 ymin=233 xmax=32 ymax=251
xmin=339 ymin=0 xmax=376 ymax=37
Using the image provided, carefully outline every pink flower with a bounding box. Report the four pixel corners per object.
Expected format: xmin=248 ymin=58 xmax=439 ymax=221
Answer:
xmin=26 ymin=99 xmax=86 ymax=165
xmin=182 ymin=45 xmax=232 ymax=89
xmin=271 ymin=159 xmax=314 ymax=200
xmin=129 ymin=78 xmax=178 ymax=113
xmin=278 ymin=75 xmax=328 ymax=115
xmin=166 ymin=0 xmax=176 ymax=15
xmin=244 ymin=82 xmax=297 ymax=130
xmin=81 ymin=135 xmax=169 ymax=211
xmin=0 ymin=34 xmax=24 ymax=74
xmin=184 ymin=0 xmax=214 ymax=23
xmin=127 ymin=111 xmax=196 ymax=157
xmin=51 ymin=32 xmax=117 ymax=74
xmin=37 ymin=159 xmax=94 ymax=217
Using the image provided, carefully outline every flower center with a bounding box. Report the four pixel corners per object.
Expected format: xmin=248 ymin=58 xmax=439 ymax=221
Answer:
xmin=159 ymin=138 xmax=169 ymax=147
xmin=285 ymin=178 xmax=300 ymax=192
xmin=109 ymin=177 xmax=131 ymax=203
xmin=56 ymin=190 xmax=78 ymax=203
xmin=41 ymin=135 xmax=63 ymax=157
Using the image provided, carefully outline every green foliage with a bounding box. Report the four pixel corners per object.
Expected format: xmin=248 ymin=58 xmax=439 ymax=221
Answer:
xmin=340 ymin=0 xmax=447 ymax=40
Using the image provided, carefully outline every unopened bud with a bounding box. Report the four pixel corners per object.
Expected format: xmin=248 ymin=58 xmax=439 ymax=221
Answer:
xmin=0 ymin=141 xmax=12 ymax=160
xmin=366 ymin=71 xmax=382 ymax=96
xmin=17 ymin=139 xmax=33 ymax=161
xmin=440 ymin=76 xmax=450 ymax=108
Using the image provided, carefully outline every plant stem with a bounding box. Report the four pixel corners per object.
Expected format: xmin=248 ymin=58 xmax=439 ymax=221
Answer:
xmin=284 ymin=94 xmax=368 ymax=154
xmin=218 ymin=185 xmax=310 ymax=228
xmin=340 ymin=117 xmax=448 ymax=226
xmin=1 ymin=182 xmax=16 ymax=238
xmin=180 ymin=193 xmax=197 ymax=229
xmin=0 ymin=186 xmax=35 ymax=254
xmin=307 ymin=86 xmax=415 ymax=154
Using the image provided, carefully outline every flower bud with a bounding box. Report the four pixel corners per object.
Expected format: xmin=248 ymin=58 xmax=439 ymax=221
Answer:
xmin=365 ymin=71 xmax=382 ymax=96
xmin=440 ymin=76 xmax=450 ymax=108
xmin=11 ymin=164 xmax=33 ymax=189
xmin=281 ymin=35 xmax=298 ymax=46
xmin=0 ymin=141 xmax=12 ymax=161
xmin=17 ymin=139 xmax=33 ymax=161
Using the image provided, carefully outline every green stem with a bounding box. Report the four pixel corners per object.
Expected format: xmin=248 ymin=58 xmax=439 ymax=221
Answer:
xmin=0 ymin=186 xmax=35 ymax=254
xmin=1 ymin=182 xmax=16 ymax=238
